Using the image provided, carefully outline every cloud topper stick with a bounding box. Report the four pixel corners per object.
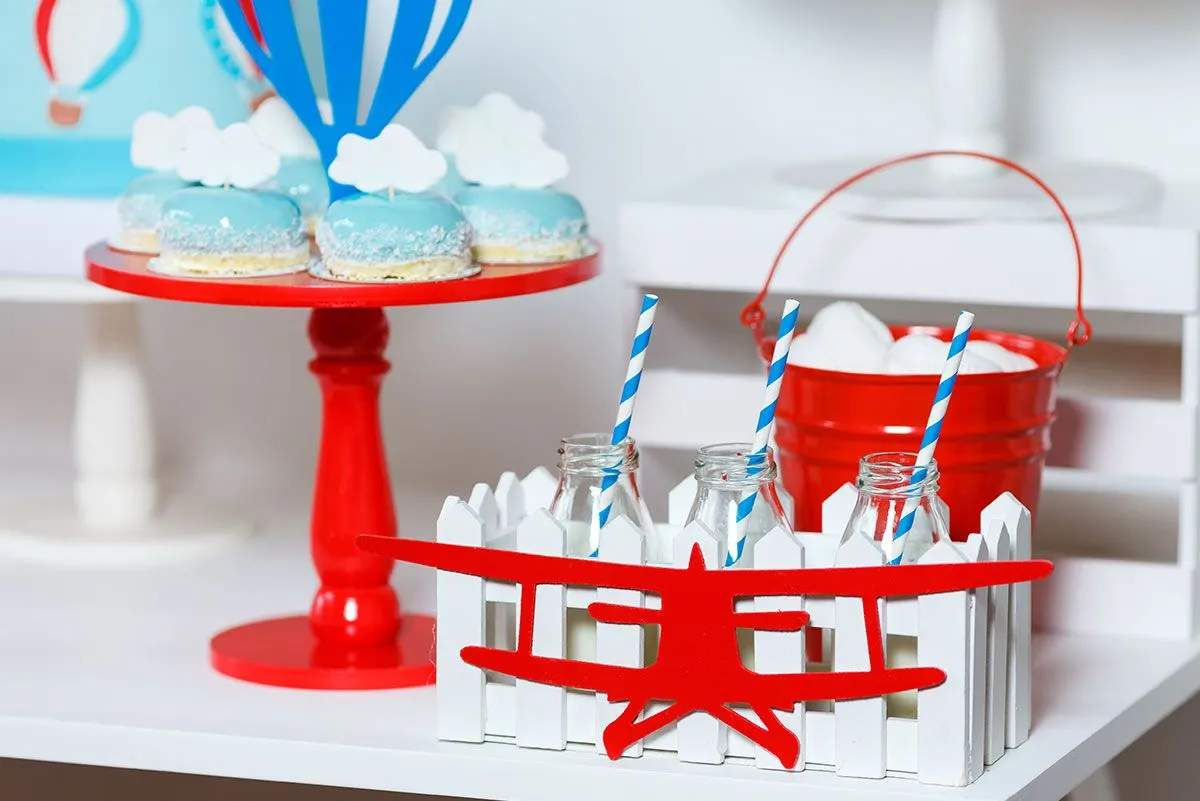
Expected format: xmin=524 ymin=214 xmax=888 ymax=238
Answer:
xmin=216 ymin=0 xmax=473 ymax=201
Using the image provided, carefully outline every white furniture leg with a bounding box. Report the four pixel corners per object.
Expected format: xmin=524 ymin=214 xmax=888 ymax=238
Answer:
xmin=775 ymin=0 xmax=1159 ymax=220
xmin=73 ymin=301 xmax=157 ymax=530
xmin=0 ymin=293 xmax=252 ymax=566
xmin=930 ymin=0 xmax=1005 ymax=178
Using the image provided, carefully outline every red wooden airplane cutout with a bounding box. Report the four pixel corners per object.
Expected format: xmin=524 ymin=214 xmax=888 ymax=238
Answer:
xmin=358 ymin=534 xmax=1052 ymax=768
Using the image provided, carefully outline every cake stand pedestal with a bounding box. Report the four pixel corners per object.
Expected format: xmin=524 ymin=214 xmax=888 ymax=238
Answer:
xmin=0 ymin=276 xmax=250 ymax=566
xmin=87 ymin=244 xmax=601 ymax=690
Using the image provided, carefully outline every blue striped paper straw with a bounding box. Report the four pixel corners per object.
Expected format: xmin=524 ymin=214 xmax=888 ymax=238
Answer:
xmin=888 ymin=310 xmax=975 ymax=565
xmin=591 ymin=294 xmax=659 ymax=556
xmin=729 ymin=298 xmax=801 ymax=567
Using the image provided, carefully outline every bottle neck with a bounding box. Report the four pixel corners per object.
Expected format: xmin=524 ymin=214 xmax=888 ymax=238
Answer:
xmin=694 ymin=443 xmax=778 ymax=489
xmin=557 ymin=433 xmax=639 ymax=478
xmin=855 ymin=452 xmax=940 ymax=499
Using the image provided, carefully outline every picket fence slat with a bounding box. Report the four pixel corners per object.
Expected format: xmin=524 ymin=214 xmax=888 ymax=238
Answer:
xmin=668 ymin=475 xmax=697 ymax=526
xmin=833 ymin=533 xmax=887 ymax=779
xmin=516 ymin=509 xmax=568 ymax=750
xmin=596 ymin=515 xmax=647 ymax=758
xmin=981 ymin=493 xmax=1032 ymax=748
xmin=520 ymin=466 xmax=558 ymax=514
xmin=495 ymin=471 xmax=524 ymax=531
xmin=982 ymin=520 xmax=1012 ymax=766
xmin=753 ymin=525 xmax=806 ymax=772
xmin=917 ymin=540 xmax=971 ymax=786
xmin=822 ymin=484 xmax=857 ymax=537
xmin=437 ymin=497 xmax=486 ymax=743
xmin=431 ymin=469 xmax=1036 ymax=788
xmin=964 ymin=534 xmax=989 ymax=784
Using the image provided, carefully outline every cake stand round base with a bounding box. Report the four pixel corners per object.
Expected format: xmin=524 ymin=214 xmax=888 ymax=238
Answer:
xmin=0 ymin=496 xmax=252 ymax=566
xmin=210 ymin=613 xmax=436 ymax=690
xmin=776 ymin=156 xmax=1161 ymax=222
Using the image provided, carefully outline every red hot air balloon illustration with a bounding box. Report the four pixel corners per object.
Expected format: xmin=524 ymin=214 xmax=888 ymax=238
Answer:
xmin=201 ymin=0 xmax=274 ymax=111
xmin=35 ymin=0 xmax=142 ymax=127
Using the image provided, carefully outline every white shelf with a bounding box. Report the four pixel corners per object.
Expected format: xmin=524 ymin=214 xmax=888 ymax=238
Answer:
xmin=0 ymin=505 xmax=1198 ymax=801
xmin=619 ymin=167 xmax=1200 ymax=315
xmin=0 ymin=194 xmax=127 ymax=303
xmin=0 ymin=196 xmax=117 ymax=281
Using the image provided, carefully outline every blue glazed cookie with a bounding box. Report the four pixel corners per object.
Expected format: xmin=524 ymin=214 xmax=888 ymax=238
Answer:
xmin=270 ymin=156 xmax=330 ymax=234
xmin=453 ymin=186 xmax=587 ymax=263
xmin=113 ymin=171 xmax=196 ymax=253
xmin=155 ymin=186 xmax=309 ymax=277
xmin=315 ymin=192 xmax=477 ymax=283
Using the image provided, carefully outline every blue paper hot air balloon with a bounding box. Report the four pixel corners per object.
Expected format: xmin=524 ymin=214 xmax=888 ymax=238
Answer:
xmin=35 ymin=0 xmax=142 ymax=127
xmin=201 ymin=0 xmax=274 ymax=111
xmin=217 ymin=0 xmax=472 ymax=202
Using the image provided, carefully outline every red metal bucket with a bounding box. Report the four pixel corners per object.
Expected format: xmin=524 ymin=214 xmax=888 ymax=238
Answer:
xmin=742 ymin=151 xmax=1093 ymax=542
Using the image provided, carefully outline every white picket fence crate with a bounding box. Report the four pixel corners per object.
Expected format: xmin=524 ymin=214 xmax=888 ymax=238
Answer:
xmin=435 ymin=468 xmax=1035 ymax=788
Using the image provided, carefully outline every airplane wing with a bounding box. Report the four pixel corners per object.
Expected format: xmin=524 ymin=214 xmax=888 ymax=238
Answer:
xmin=359 ymin=535 xmax=1052 ymax=599
xmin=723 ymin=559 xmax=1054 ymax=599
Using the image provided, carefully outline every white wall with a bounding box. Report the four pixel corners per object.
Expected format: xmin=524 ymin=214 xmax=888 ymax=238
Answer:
xmin=2 ymin=1 xmax=1199 ymax=794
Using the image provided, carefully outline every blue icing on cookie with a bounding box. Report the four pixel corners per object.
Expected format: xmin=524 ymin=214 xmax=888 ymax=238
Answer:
xmin=118 ymin=171 xmax=196 ymax=231
xmin=160 ymin=186 xmax=307 ymax=255
xmin=317 ymin=192 xmax=473 ymax=266
xmin=270 ymin=157 xmax=331 ymax=220
xmin=453 ymin=186 xmax=587 ymax=246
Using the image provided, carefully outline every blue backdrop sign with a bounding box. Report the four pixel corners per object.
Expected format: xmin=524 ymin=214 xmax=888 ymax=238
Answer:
xmin=2 ymin=1 xmax=261 ymax=197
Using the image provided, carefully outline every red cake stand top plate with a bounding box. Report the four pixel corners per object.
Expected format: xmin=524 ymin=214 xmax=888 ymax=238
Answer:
xmin=86 ymin=243 xmax=601 ymax=308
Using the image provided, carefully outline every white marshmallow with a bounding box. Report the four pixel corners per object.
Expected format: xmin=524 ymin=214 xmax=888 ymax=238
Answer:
xmin=794 ymin=301 xmax=1032 ymax=376
xmin=799 ymin=301 xmax=892 ymax=373
xmin=807 ymin=301 xmax=894 ymax=347
xmin=966 ymin=339 xmax=1037 ymax=372
xmin=887 ymin=333 xmax=1004 ymax=375
xmin=960 ymin=349 xmax=1004 ymax=375
xmin=786 ymin=333 xmax=839 ymax=370
xmin=886 ymin=334 xmax=949 ymax=375
xmin=824 ymin=335 xmax=890 ymax=373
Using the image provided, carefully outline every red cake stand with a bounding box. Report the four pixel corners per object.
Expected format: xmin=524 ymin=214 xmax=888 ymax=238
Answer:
xmin=87 ymin=244 xmax=601 ymax=690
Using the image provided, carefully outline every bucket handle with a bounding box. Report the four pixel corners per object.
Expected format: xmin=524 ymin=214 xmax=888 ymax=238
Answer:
xmin=740 ymin=150 xmax=1093 ymax=356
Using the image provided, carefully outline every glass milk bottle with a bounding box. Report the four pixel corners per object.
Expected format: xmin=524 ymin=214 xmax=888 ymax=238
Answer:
xmin=843 ymin=451 xmax=950 ymax=717
xmin=547 ymin=434 xmax=655 ymax=663
xmin=685 ymin=443 xmax=792 ymax=568
xmin=684 ymin=443 xmax=793 ymax=670
xmin=843 ymin=452 xmax=948 ymax=565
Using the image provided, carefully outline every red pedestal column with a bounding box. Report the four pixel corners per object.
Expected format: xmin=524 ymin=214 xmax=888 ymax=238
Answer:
xmin=210 ymin=308 xmax=435 ymax=690
xmin=308 ymin=307 xmax=399 ymax=649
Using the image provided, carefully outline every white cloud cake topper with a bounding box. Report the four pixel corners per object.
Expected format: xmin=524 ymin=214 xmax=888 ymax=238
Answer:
xmin=437 ymin=92 xmax=545 ymax=155
xmin=447 ymin=94 xmax=568 ymax=189
xmin=130 ymin=106 xmax=218 ymax=172
xmin=328 ymin=125 xmax=447 ymax=196
xmin=177 ymin=123 xmax=281 ymax=189
xmin=248 ymin=96 xmax=320 ymax=159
